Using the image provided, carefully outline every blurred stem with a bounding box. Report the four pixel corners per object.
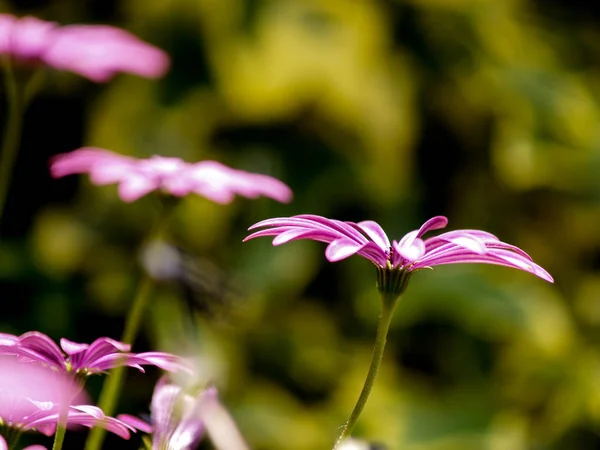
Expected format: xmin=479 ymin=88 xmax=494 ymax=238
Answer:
xmin=3 ymin=426 xmax=22 ymax=450
xmin=333 ymin=292 xmax=400 ymax=449
xmin=52 ymin=424 xmax=67 ymax=450
xmin=84 ymin=197 xmax=178 ymax=450
xmin=0 ymin=58 xmax=23 ymax=227
xmin=52 ymin=404 xmax=69 ymax=450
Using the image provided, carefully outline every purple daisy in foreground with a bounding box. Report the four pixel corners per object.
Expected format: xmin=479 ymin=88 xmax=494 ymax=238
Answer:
xmin=0 ymin=332 xmax=190 ymax=377
xmin=245 ymin=214 xmax=553 ymax=297
xmin=0 ymin=14 xmax=168 ymax=82
xmin=0 ymin=356 xmax=135 ymax=444
xmin=50 ymin=148 xmax=293 ymax=204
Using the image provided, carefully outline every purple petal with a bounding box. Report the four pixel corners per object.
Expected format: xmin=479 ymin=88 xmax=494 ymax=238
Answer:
xmin=413 ymin=250 xmax=554 ymax=282
xmin=17 ymin=332 xmax=65 ymax=369
xmin=245 ymin=215 xmax=370 ymax=247
xmin=0 ymin=15 xmax=56 ymax=60
xmin=84 ymin=351 xmax=189 ymax=374
xmin=26 ymin=406 xmax=135 ymax=439
xmin=296 ymin=215 xmax=368 ymax=244
xmin=60 ymin=339 xmax=89 ymax=355
xmin=69 ymin=337 xmax=130 ymax=371
xmin=131 ymin=352 xmax=193 ymax=373
xmin=271 ymin=228 xmax=338 ymax=246
xmin=42 ymin=25 xmax=170 ymax=82
xmin=151 ymin=380 xmax=181 ymax=437
xmin=433 ymin=234 xmax=487 ymax=255
xmin=356 ymin=242 xmax=389 ymax=267
xmin=393 ymin=238 xmax=426 ymax=262
xmin=194 ymin=387 xmax=249 ymax=450
xmin=118 ymin=176 xmax=159 ymax=202
xmin=415 ymin=216 xmax=448 ymax=238
xmin=82 ymin=353 xmax=141 ymax=373
xmin=325 ymin=239 xmax=365 ymax=262
xmin=50 ymin=148 xmax=134 ymax=180
xmin=0 ymin=333 xmax=18 ymax=345
xmin=117 ymin=414 xmax=153 ymax=433
xmin=186 ymin=161 xmax=292 ymax=204
xmin=354 ymin=221 xmax=390 ymax=250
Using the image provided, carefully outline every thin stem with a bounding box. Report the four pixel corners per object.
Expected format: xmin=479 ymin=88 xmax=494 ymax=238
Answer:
xmin=51 ymin=424 xmax=67 ymax=450
xmin=333 ymin=293 xmax=400 ymax=449
xmin=3 ymin=426 xmax=22 ymax=450
xmin=0 ymin=58 xmax=23 ymax=226
xmin=84 ymin=198 xmax=178 ymax=450
xmin=52 ymin=404 xmax=69 ymax=450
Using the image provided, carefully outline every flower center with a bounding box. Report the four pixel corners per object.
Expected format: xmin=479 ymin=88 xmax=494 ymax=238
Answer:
xmin=386 ymin=246 xmax=394 ymax=270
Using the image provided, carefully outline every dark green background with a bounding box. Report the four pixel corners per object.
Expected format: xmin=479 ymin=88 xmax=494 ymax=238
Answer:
xmin=1 ymin=0 xmax=598 ymax=449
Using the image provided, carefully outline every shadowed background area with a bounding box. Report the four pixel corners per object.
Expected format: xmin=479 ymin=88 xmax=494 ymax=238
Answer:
xmin=0 ymin=0 xmax=598 ymax=449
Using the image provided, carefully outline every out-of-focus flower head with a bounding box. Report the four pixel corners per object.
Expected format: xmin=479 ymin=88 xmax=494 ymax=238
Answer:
xmin=245 ymin=215 xmax=554 ymax=298
xmin=0 ymin=14 xmax=169 ymax=82
xmin=0 ymin=332 xmax=191 ymax=377
xmin=119 ymin=377 xmax=210 ymax=450
xmin=50 ymin=148 xmax=293 ymax=204
xmin=119 ymin=375 xmax=249 ymax=450
xmin=0 ymin=356 xmax=135 ymax=441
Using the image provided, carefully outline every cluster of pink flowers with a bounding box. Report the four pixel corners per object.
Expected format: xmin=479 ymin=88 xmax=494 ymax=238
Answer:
xmin=0 ymin=10 xmax=285 ymax=450
xmin=0 ymin=332 xmax=195 ymax=447
xmin=0 ymin=7 xmax=557 ymax=450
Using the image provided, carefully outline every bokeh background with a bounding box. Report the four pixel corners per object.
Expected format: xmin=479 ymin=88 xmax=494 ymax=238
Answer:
xmin=1 ymin=0 xmax=599 ymax=449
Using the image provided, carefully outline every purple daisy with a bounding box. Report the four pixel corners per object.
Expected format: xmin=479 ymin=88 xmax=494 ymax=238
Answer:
xmin=244 ymin=214 xmax=554 ymax=449
xmin=245 ymin=214 xmax=553 ymax=445
xmin=0 ymin=356 xmax=135 ymax=442
xmin=244 ymin=214 xmax=553 ymax=297
xmin=118 ymin=377 xmax=213 ymax=450
xmin=0 ymin=332 xmax=191 ymax=376
xmin=0 ymin=14 xmax=168 ymax=82
xmin=49 ymin=148 xmax=293 ymax=204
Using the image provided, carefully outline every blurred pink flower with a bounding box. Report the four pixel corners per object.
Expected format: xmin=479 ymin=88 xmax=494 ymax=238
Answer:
xmin=119 ymin=377 xmax=249 ymax=450
xmin=50 ymin=148 xmax=293 ymax=204
xmin=0 ymin=356 xmax=134 ymax=440
xmin=245 ymin=214 xmax=553 ymax=297
xmin=0 ymin=14 xmax=168 ymax=82
xmin=119 ymin=378 xmax=212 ymax=450
xmin=0 ymin=332 xmax=191 ymax=376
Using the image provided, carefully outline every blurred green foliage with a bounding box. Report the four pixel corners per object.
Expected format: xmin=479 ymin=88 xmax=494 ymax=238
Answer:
xmin=2 ymin=0 xmax=600 ymax=448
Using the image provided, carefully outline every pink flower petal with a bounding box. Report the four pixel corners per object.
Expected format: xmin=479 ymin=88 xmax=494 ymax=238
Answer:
xmin=325 ymin=239 xmax=364 ymax=262
xmin=117 ymin=414 xmax=153 ymax=434
xmin=43 ymin=24 xmax=169 ymax=82
xmin=355 ymin=221 xmax=390 ymax=251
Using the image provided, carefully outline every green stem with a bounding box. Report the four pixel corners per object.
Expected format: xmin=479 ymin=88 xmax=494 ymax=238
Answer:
xmin=333 ymin=293 xmax=400 ymax=449
xmin=0 ymin=58 xmax=23 ymax=226
xmin=84 ymin=198 xmax=177 ymax=450
xmin=52 ymin=404 xmax=69 ymax=450
xmin=3 ymin=426 xmax=22 ymax=450
xmin=52 ymin=424 xmax=67 ymax=450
